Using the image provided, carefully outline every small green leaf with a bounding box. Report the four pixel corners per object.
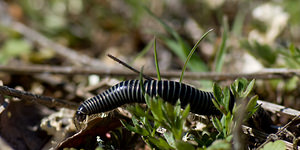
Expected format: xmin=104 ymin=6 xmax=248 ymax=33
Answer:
xmin=211 ymin=98 xmax=222 ymax=114
xmin=133 ymin=104 xmax=147 ymax=117
xmin=246 ymin=95 xmax=258 ymax=114
xmin=161 ymin=102 xmax=174 ymax=129
xmin=231 ymin=78 xmax=248 ymax=97
xmin=131 ymin=116 xmax=140 ymax=127
xmin=223 ymin=87 xmax=230 ymax=112
xmin=144 ymin=94 xmax=151 ymax=108
xmin=238 ymin=78 xmax=248 ymax=93
xmin=242 ymin=79 xmax=255 ymax=98
xmin=142 ymin=116 xmax=153 ymax=134
xmin=182 ymin=104 xmax=190 ymax=120
xmin=225 ymin=112 xmax=233 ymax=136
xmin=213 ymin=83 xmax=223 ymax=104
xmin=207 ymin=140 xmax=231 ymax=150
xmin=152 ymin=122 xmax=160 ymax=136
xmin=150 ymin=97 xmax=164 ymax=121
xmin=175 ymin=140 xmax=195 ymax=150
xmin=174 ymin=100 xmax=181 ymax=118
xmin=261 ymin=140 xmax=286 ymax=150
xmin=148 ymin=137 xmax=173 ymax=150
xmin=212 ymin=117 xmax=223 ymax=133
xmin=220 ymin=116 xmax=227 ymax=136
xmin=121 ymin=120 xmax=149 ymax=136
xmin=289 ymin=43 xmax=295 ymax=56
xmin=163 ymin=132 xmax=176 ymax=148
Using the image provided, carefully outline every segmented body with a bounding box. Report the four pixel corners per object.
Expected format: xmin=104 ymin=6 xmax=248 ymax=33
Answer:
xmin=75 ymin=80 xmax=223 ymax=122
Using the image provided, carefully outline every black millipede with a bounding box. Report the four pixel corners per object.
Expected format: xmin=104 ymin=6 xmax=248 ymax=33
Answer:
xmin=75 ymin=79 xmax=235 ymax=123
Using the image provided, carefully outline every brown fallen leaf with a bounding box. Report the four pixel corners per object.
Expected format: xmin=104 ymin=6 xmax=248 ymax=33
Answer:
xmin=56 ymin=110 xmax=130 ymax=149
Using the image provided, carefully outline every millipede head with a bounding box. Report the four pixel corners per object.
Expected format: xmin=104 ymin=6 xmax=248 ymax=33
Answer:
xmin=74 ymin=105 xmax=88 ymax=130
xmin=75 ymin=110 xmax=87 ymax=123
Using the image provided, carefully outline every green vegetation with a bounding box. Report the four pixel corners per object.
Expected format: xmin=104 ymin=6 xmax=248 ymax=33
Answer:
xmin=119 ymin=78 xmax=285 ymax=149
xmin=0 ymin=0 xmax=299 ymax=149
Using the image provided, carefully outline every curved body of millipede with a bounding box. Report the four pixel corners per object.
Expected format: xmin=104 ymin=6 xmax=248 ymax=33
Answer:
xmin=75 ymin=80 xmax=234 ymax=123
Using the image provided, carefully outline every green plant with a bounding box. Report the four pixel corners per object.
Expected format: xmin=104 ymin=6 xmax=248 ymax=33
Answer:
xmin=122 ymin=96 xmax=192 ymax=150
xmin=261 ymin=140 xmax=286 ymax=150
xmin=211 ymin=78 xmax=259 ymax=140
xmin=121 ymin=27 xmax=260 ymax=148
xmin=121 ymin=78 xmax=259 ymax=149
xmin=180 ymin=29 xmax=213 ymax=82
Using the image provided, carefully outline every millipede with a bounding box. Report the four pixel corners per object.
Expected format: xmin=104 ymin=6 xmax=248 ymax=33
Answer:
xmin=74 ymin=79 xmax=235 ymax=123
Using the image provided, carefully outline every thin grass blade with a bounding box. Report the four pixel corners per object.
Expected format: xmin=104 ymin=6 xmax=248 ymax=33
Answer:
xmin=153 ymin=37 xmax=161 ymax=80
xmin=179 ymin=29 xmax=213 ymax=82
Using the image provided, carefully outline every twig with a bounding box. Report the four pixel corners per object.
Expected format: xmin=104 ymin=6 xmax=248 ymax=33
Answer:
xmin=107 ymin=54 xmax=153 ymax=80
xmin=258 ymin=100 xmax=300 ymax=117
xmin=1 ymin=65 xmax=300 ymax=80
xmin=0 ymin=85 xmax=78 ymax=110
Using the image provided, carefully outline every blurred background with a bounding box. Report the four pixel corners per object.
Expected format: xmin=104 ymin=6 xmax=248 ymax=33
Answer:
xmin=0 ymin=0 xmax=300 ymax=149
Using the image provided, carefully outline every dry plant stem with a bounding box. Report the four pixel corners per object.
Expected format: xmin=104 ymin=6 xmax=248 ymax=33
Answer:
xmin=257 ymin=115 xmax=300 ymax=149
xmin=107 ymin=54 xmax=153 ymax=80
xmin=258 ymin=100 xmax=300 ymax=116
xmin=0 ymin=85 xmax=78 ymax=110
xmin=1 ymin=65 xmax=300 ymax=80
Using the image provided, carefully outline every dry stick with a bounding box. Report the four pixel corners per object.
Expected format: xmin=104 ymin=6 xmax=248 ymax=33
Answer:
xmin=0 ymin=85 xmax=78 ymax=110
xmin=258 ymin=100 xmax=300 ymax=116
xmin=0 ymin=65 xmax=300 ymax=80
xmin=107 ymin=54 xmax=153 ymax=80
